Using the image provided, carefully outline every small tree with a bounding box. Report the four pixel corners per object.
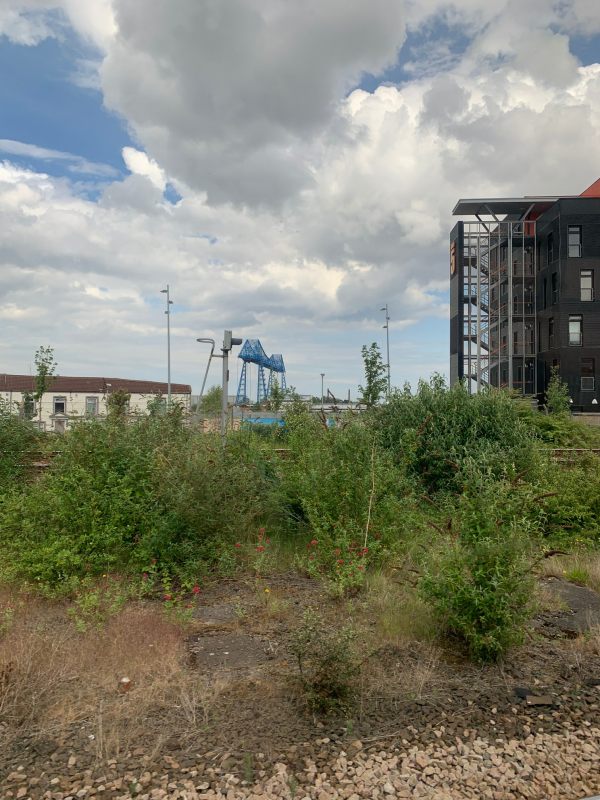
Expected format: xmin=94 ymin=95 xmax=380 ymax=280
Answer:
xmin=107 ymin=390 xmax=131 ymax=420
xmin=358 ymin=343 xmax=387 ymax=408
xmin=546 ymin=366 xmax=570 ymax=415
xmin=33 ymin=346 xmax=57 ymax=425
xmin=268 ymin=379 xmax=285 ymax=412
xmin=200 ymin=385 xmax=222 ymax=417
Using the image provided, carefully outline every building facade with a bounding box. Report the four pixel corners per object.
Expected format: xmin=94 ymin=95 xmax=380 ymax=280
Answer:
xmin=450 ymin=179 xmax=600 ymax=410
xmin=0 ymin=374 xmax=191 ymax=432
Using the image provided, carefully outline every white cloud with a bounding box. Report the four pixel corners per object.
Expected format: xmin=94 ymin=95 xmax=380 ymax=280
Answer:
xmin=0 ymin=139 xmax=118 ymax=177
xmin=121 ymin=147 xmax=166 ymax=191
xmin=0 ymin=0 xmax=115 ymax=48
xmin=2 ymin=0 xmax=600 ymax=392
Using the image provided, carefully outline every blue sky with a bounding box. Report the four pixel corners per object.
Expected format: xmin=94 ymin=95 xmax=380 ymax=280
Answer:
xmin=1 ymin=1 xmax=599 ymax=396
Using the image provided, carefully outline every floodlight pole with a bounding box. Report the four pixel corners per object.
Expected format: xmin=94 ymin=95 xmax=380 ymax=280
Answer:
xmin=381 ymin=304 xmax=391 ymax=397
xmin=320 ymin=372 xmax=325 ymax=411
xmin=196 ymin=337 xmax=216 ymax=419
xmin=160 ymin=285 xmax=174 ymax=408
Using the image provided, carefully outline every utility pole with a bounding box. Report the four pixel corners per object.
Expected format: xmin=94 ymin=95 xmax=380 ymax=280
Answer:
xmin=220 ymin=330 xmax=242 ymax=443
xmin=320 ymin=372 xmax=325 ymax=411
xmin=160 ymin=285 xmax=173 ymax=408
xmin=381 ymin=304 xmax=391 ymax=397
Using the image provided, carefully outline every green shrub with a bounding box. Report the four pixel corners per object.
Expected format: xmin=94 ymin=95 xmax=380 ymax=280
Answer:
xmin=375 ymin=376 xmax=538 ymax=493
xmin=0 ymin=399 xmax=41 ymax=493
xmin=0 ymin=416 xmax=284 ymax=592
xmin=420 ymin=481 xmax=539 ymax=662
xmin=289 ymin=608 xmax=359 ymax=712
xmin=534 ymin=455 xmax=600 ymax=544
xmin=281 ymin=410 xmax=412 ymax=591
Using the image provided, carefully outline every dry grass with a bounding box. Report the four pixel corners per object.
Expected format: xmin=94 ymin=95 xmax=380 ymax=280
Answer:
xmin=364 ymin=571 xmax=435 ymax=644
xmin=538 ymin=551 xmax=600 ymax=593
xmin=0 ymin=590 xmax=229 ymax=759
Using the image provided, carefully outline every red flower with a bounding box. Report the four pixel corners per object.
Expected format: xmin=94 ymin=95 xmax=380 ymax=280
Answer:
xmin=361 ymin=547 xmax=369 ymax=555
xmin=310 ymin=539 xmax=318 ymax=546
xmin=142 ymin=572 xmax=149 ymax=581
xmin=151 ymin=559 xmax=157 ymax=565
xmin=357 ymin=565 xmax=365 ymax=571
xmin=163 ymin=593 xmax=172 ymax=601
xmin=336 ymin=559 xmax=344 ymax=565
xmin=256 ymin=545 xmax=265 ymax=552
xmin=234 ymin=542 xmax=241 ymax=548
xmin=192 ymin=585 xmax=201 ymax=595
xmin=334 ymin=548 xmax=341 ymax=556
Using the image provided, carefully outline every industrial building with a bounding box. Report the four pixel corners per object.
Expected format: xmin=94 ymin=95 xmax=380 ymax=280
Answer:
xmin=450 ymin=178 xmax=600 ymax=410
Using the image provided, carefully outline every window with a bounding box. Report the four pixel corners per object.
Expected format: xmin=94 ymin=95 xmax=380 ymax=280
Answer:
xmin=551 ymin=272 xmax=558 ymax=305
xmin=543 ymin=277 xmax=547 ymax=310
xmin=53 ymin=396 xmax=66 ymax=414
xmin=581 ymin=269 xmax=594 ymax=301
xmin=568 ymin=225 xmax=582 ymax=257
xmin=549 ymin=318 xmax=554 ymax=349
xmin=547 ymin=232 xmax=554 ymax=265
xmin=569 ymin=315 xmax=583 ymax=346
xmin=85 ymin=396 xmax=99 ymax=416
xmin=22 ymin=395 xmax=35 ymax=419
xmin=581 ymin=358 xmax=595 ymax=391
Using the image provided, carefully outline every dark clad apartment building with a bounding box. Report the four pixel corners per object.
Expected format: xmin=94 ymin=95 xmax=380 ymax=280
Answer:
xmin=450 ymin=178 xmax=600 ymax=410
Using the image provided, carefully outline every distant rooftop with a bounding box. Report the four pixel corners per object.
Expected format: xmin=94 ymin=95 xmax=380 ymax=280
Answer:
xmin=453 ymin=178 xmax=600 ymax=218
xmin=0 ymin=374 xmax=191 ymax=394
xmin=452 ymin=197 xmax=561 ymax=217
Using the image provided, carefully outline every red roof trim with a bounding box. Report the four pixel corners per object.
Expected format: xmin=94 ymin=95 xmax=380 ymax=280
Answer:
xmin=580 ymin=178 xmax=600 ymax=198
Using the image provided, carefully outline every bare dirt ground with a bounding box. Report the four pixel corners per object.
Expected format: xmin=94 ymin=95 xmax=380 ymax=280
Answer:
xmin=1 ymin=574 xmax=600 ymax=799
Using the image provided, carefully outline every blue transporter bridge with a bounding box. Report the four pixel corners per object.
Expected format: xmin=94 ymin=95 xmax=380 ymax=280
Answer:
xmin=235 ymin=339 xmax=287 ymax=405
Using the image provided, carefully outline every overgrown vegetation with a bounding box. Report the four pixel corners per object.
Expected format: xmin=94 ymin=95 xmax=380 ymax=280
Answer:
xmin=1 ymin=373 xmax=600 ymax=667
xmin=290 ymin=608 xmax=359 ymax=712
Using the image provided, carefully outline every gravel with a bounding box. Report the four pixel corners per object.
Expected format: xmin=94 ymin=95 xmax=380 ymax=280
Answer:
xmin=3 ymin=726 xmax=600 ymax=799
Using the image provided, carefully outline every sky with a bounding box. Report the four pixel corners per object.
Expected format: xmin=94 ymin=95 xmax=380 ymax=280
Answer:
xmin=1 ymin=0 xmax=600 ymax=398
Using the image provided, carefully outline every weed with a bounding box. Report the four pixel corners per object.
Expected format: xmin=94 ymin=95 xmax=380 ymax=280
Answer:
xmin=289 ymin=609 xmax=359 ymax=713
xmin=565 ymin=567 xmax=590 ymax=586
xmin=242 ymin=752 xmax=255 ymax=783
xmin=420 ymin=482 xmax=539 ymax=662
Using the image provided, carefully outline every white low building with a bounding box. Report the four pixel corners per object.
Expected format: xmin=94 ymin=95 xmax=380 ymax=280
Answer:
xmin=0 ymin=374 xmax=191 ymax=432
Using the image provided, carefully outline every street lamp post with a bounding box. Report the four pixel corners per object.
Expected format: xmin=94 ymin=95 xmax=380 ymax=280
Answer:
xmin=160 ymin=285 xmax=174 ymax=408
xmin=381 ymin=304 xmax=391 ymax=397
xmin=320 ymin=372 xmax=325 ymax=410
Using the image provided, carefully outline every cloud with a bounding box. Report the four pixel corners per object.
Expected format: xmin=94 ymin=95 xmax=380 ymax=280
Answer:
xmin=100 ymin=0 xmax=407 ymax=207
xmin=0 ymin=0 xmax=115 ymax=48
xmin=3 ymin=0 xmax=600 ymax=392
xmin=121 ymin=147 xmax=166 ymax=191
xmin=0 ymin=139 xmax=119 ymax=177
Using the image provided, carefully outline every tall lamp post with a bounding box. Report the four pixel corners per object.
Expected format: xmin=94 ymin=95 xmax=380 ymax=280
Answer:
xmin=160 ymin=285 xmax=173 ymax=408
xmin=320 ymin=372 xmax=325 ymax=410
xmin=381 ymin=304 xmax=391 ymax=397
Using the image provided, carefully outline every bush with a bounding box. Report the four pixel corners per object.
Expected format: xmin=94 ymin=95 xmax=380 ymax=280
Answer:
xmin=0 ymin=399 xmax=41 ymax=494
xmin=289 ymin=608 xmax=359 ymax=712
xmin=534 ymin=455 xmax=600 ymax=544
xmin=420 ymin=480 xmax=539 ymax=662
xmin=281 ymin=409 xmax=411 ymax=591
xmin=0 ymin=416 xmax=284 ymax=592
xmin=375 ymin=376 xmax=538 ymax=493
